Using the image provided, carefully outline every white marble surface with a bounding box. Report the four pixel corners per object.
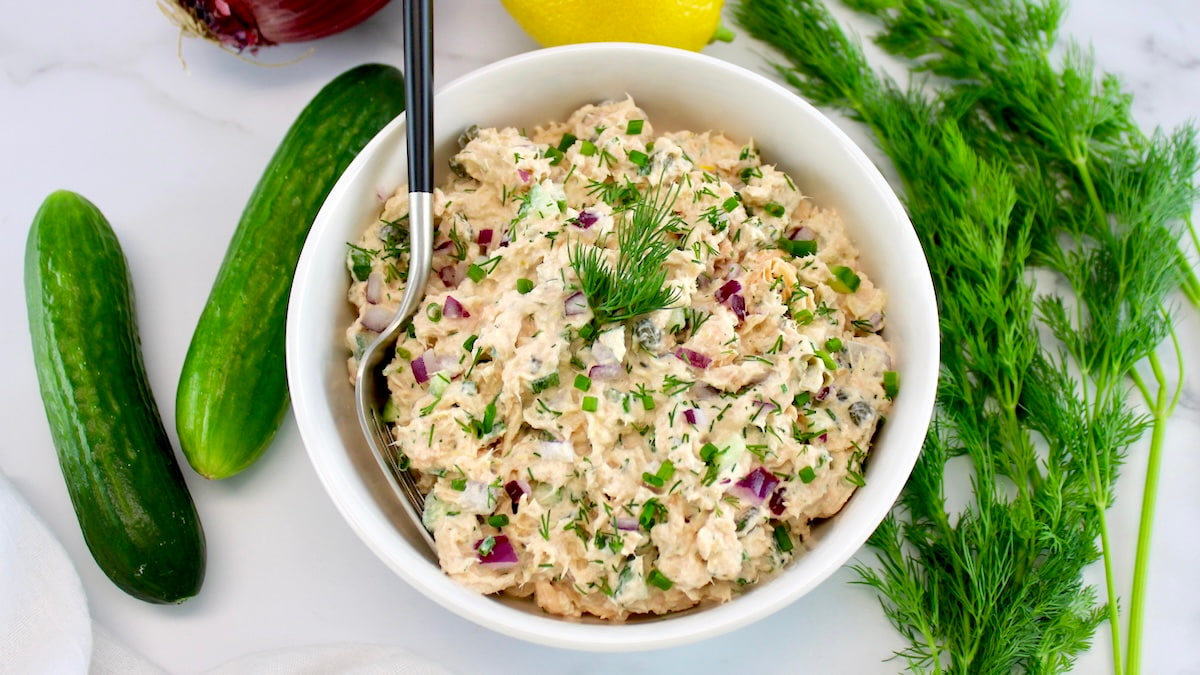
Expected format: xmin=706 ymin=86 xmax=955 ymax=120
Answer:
xmin=2 ymin=1 xmax=1198 ymax=673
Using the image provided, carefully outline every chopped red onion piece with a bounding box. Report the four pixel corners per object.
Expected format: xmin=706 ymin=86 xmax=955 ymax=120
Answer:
xmin=816 ymin=386 xmax=832 ymax=401
xmin=788 ymin=226 xmax=816 ymax=241
xmin=564 ymin=291 xmax=588 ymax=316
xmin=588 ymin=362 xmax=622 ymax=380
xmin=753 ymin=400 xmax=778 ymax=414
xmin=476 ymin=534 xmax=518 ymax=567
xmin=675 ymin=348 xmax=712 ymax=369
xmin=575 ymin=209 xmax=598 ymax=229
xmin=411 ymin=351 xmax=431 ymax=384
xmin=365 ymin=272 xmax=383 ymax=304
xmin=361 ymin=306 xmax=392 ymax=333
xmin=714 ymin=279 xmax=742 ymax=303
xmin=504 ymin=479 xmax=531 ymax=507
xmin=819 ymin=433 xmax=828 ymax=443
xmin=444 ymin=296 xmax=470 ymax=318
xmin=729 ymin=467 xmax=781 ymax=507
xmin=683 ymin=407 xmax=706 ymax=426
xmin=729 ymin=294 xmax=747 ymax=321
xmin=518 ymin=169 xmax=531 ymax=183
xmin=499 ymin=228 xmax=512 ymax=248
xmin=434 ymin=239 xmax=453 ymax=252
xmin=768 ymin=487 xmax=787 ymax=516
xmin=438 ymin=264 xmax=461 ymax=288
xmin=477 ymin=229 xmax=494 ymax=245
xmin=615 ymin=516 xmax=639 ymax=531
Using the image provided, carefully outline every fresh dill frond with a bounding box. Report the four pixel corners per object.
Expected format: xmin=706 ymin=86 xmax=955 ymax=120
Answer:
xmin=569 ymin=177 xmax=683 ymax=325
xmin=737 ymin=0 xmax=1198 ymax=673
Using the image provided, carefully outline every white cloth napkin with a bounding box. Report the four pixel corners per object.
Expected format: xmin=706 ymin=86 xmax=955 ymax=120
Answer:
xmin=0 ymin=470 xmax=451 ymax=675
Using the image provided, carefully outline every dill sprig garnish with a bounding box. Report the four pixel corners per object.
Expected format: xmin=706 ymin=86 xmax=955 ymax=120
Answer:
xmin=569 ymin=178 xmax=683 ymax=325
xmin=736 ymin=0 xmax=1197 ymax=673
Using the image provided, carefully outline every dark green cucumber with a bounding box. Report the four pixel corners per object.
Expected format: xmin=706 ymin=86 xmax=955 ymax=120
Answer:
xmin=177 ymin=63 xmax=406 ymax=479
xmin=25 ymin=190 xmax=206 ymax=604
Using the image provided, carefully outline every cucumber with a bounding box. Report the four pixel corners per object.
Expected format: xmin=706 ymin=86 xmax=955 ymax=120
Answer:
xmin=177 ymin=63 xmax=406 ymax=479
xmin=25 ymin=191 xmax=206 ymax=604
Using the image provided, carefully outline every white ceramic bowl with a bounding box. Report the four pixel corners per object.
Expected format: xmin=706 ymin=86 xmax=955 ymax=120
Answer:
xmin=286 ymin=43 xmax=938 ymax=651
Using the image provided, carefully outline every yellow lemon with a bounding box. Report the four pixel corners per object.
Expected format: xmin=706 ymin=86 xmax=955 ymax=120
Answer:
xmin=501 ymin=0 xmax=732 ymax=52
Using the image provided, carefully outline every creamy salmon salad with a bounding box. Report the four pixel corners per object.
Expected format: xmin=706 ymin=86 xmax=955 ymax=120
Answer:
xmin=344 ymin=98 xmax=896 ymax=620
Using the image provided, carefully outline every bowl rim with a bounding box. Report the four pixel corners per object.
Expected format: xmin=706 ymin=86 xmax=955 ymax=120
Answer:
xmin=286 ymin=41 xmax=938 ymax=651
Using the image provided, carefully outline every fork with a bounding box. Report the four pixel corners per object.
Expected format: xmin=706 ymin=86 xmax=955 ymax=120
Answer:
xmin=354 ymin=0 xmax=436 ymax=551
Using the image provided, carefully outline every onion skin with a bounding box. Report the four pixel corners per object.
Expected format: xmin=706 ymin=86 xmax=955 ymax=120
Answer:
xmin=168 ymin=0 xmax=391 ymax=52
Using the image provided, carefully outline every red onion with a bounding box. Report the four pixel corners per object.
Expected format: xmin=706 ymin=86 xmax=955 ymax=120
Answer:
xmin=729 ymin=467 xmax=780 ymax=507
xmin=503 ymin=480 xmax=531 ymax=513
xmin=588 ymin=363 xmax=622 ymax=380
xmin=675 ymin=348 xmax=712 ymax=369
xmin=788 ymin=226 xmax=816 ymax=241
xmin=615 ymin=517 xmax=639 ymax=531
xmin=683 ymin=407 xmax=706 ymax=426
xmin=816 ymin=386 xmax=832 ymax=401
xmin=753 ymin=400 xmax=778 ymax=414
xmin=518 ymin=169 xmax=532 ymax=183
xmin=434 ymin=239 xmax=453 ymax=252
xmin=564 ymin=291 xmax=588 ymax=316
xmin=475 ymin=535 xmax=518 ymax=567
xmin=411 ymin=351 xmax=431 ymax=384
xmin=365 ymin=271 xmax=383 ymax=304
xmin=499 ymin=228 xmax=512 ymax=248
xmin=575 ymin=210 xmax=598 ymax=229
xmin=768 ymin=487 xmax=787 ymax=516
xmin=411 ymin=349 xmax=452 ymax=384
xmin=729 ymin=294 xmax=747 ymax=322
xmin=165 ymin=0 xmax=390 ymax=52
xmin=360 ymin=306 xmax=392 ymax=332
xmin=477 ymin=229 xmax=494 ymax=246
xmin=437 ymin=264 xmax=461 ymax=288
xmin=819 ymin=433 xmax=828 ymax=443
xmin=714 ymin=279 xmax=742 ymax=303
xmin=443 ymin=296 xmax=470 ymax=319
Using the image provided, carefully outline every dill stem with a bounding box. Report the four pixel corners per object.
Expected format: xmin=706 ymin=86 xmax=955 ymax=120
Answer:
xmin=1126 ymin=329 xmax=1185 ymax=675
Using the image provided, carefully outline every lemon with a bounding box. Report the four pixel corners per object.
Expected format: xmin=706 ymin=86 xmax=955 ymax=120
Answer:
xmin=501 ymin=0 xmax=732 ymax=52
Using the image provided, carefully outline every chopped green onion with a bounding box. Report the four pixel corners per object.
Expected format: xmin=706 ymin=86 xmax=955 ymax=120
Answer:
xmin=700 ymin=442 xmax=721 ymax=463
xmin=764 ymin=202 xmax=786 ymax=217
xmin=574 ymin=374 xmax=592 ymax=392
xmin=531 ymin=372 xmax=560 ymax=394
xmin=641 ymin=394 xmax=655 ymax=411
xmin=463 ymin=335 xmax=478 ymax=351
xmin=557 ymin=133 xmax=577 ymax=151
xmin=582 ymin=395 xmax=599 ymax=412
xmin=466 ymin=263 xmax=486 ymax=283
xmin=639 ymin=498 xmax=665 ymax=529
xmin=516 ymin=278 xmax=535 ymax=294
xmin=579 ymin=323 xmax=597 ymax=340
xmin=883 ymin=370 xmax=900 ymax=399
xmin=487 ymin=514 xmax=509 ymax=528
xmin=426 ymin=302 xmax=443 ymax=322
xmin=642 ymin=472 xmax=665 ymax=488
xmin=814 ymin=350 xmax=838 ymax=370
xmin=773 ymin=524 xmax=794 ymax=553
xmin=722 ymin=195 xmax=740 ymax=212
xmin=627 ymin=149 xmax=649 ymax=168
xmin=778 ymin=238 xmax=818 ymax=258
xmin=825 ymin=337 xmax=843 ymax=352
xmin=829 ymin=265 xmax=862 ymax=293
xmin=450 ymin=478 xmax=467 ymax=491
xmin=657 ymin=459 xmax=675 ymax=482
xmin=794 ymin=309 xmax=814 ymax=325
xmin=793 ymin=391 xmax=811 ymax=408
xmin=396 ymin=346 xmax=412 ymax=360
xmin=646 ymin=569 xmax=673 ymax=590
xmin=739 ymin=166 xmax=762 ymax=182
xmin=580 ymin=140 xmax=597 ymax=156
xmin=477 ymin=535 xmax=496 ymax=556
xmin=798 ymin=466 xmax=816 ymax=484
xmin=626 ymin=119 xmax=644 ymax=134
xmin=544 ymin=147 xmax=565 ymax=165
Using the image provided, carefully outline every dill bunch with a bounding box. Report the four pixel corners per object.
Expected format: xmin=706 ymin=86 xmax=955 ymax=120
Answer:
xmin=569 ymin=178 xmax=683 ymax=325
xmin=735 ymin=0 xmax=1198 ymax=673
